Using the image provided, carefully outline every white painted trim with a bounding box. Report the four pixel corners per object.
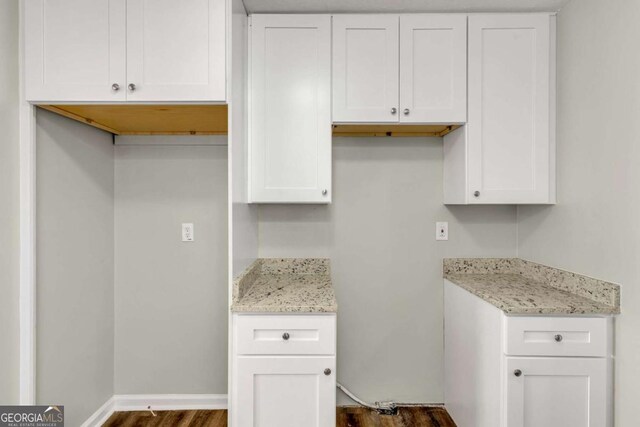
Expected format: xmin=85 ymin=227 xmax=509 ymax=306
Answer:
xmin=80 ymin=395 xmax=228 ymax=427
xmin=114 ymin=394 xmax=228 ymax=411
xmin=18 ymin=0 xmax=36 ymax=405
xmin=80 ymin=397 xmax=116 ymax=427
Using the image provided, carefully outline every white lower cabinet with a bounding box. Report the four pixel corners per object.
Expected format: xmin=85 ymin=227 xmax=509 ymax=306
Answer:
xmin=232 ymin=314 xmax=337 ymax=427
xmin=444 ymin=280 xmax=613 ymax=427
xmin=236 ymin=357 xmax=336 ymax=427
xmin=505 ymin=357 xmax=607 ymax=427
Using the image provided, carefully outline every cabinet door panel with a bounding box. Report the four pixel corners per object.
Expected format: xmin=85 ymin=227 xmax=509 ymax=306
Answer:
xmin=236 ymin=357 xmax=336 ymax=427
xmin=506 ymin=357 xmax=608 ymax=427
xmin=249 ymin=15 xmax=331 ymax=203
xmin=25 ymin=0 xmax=126 ymax=102
xmin=126 ymin=0 xmax=225 ymax=101
xmin=468 ymin=14 xmax=552 ymax=203
xmin=399 ymin=15 xmax=467 ymax=123
xmin=333 ymin=15 xmax=399 ymax=123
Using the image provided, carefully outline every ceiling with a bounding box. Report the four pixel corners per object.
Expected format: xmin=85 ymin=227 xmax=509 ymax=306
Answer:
xmin=242 ymin=0 xmax=570 ymax=13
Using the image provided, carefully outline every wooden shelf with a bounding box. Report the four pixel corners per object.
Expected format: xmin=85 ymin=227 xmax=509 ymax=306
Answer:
xmin=37 ymin=105 xmax=457 ymax=138
xmin=37 ymin=104 xmax=228 ymax=135
xmin=332 ymin=124 xmax=460 ymax=137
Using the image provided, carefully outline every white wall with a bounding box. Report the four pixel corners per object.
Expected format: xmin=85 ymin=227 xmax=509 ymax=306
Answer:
xmin=36 ymin=109 xmax=114 ymax=426
xmin=259 ymin=137 xmax=518 ymax=403
xmin=0 ymin=0 xmax=20 ymax=405
xmin=516 ymin=0 xmax=640 ymax=425
xmin=114 ymin=141 xmax=228 ymax=394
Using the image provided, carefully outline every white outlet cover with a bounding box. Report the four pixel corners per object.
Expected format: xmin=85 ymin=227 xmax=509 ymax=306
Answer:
xmin=436 ymin=221 xmax=448 ymax=241
xmin=182 ymin=223 xmax=194 ymax=242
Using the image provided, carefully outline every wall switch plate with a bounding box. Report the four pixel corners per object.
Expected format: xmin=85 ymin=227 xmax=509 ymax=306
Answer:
xmin=436 ymin=222 xmax=448 ymax=241
xmin=182 ymin=223 xmax=194 ymax=242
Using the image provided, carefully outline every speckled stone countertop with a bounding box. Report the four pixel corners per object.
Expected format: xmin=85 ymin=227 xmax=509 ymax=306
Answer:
xmin=231 ymin=258 xmax=337 ymax=313
xmin=444 ymin=258 xmax=620 ymax=315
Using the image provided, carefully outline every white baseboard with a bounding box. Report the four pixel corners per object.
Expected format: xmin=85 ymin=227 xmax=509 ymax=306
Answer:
xmin=81 ymin=397 xmax=115 ymax=427
xmin=114 ymin=394 xmax=228 ymax=411
xmin=81 ymin=394 xmax=227 ymax=426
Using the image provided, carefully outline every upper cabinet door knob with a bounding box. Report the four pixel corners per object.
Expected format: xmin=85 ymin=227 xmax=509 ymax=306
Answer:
xmin=111 ymin=83 xmax=120 ymax=91
xmin=473 ymin=191 xmax=480 ymax=198
xmin=403 ymin=108 xmax=410 ymax=115
xmin=391 ymin=107 xmax=397 ymax=115
xmin=128 ymin=83 xmax=136 ymax=92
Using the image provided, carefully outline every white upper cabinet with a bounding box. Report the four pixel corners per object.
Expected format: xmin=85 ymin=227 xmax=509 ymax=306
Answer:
xmin=399 ymin=15 xmax=467 ymax=123
xmin=332 ymin=14 xmax=467 ymax=124
xmin=25 ymin=0 xmax=226 ymax=103
xmin=249 ymin=15 xmax=332 ymax=204
xmin=126 ymin=0 xmax=225 ymax=101
xmin=25 ymin=0 xmax=127 ymax=102
xmin=444 ymin=14 xmax=556 ymax=204
xmin=332 ymin=15 xmax=399 ymax=123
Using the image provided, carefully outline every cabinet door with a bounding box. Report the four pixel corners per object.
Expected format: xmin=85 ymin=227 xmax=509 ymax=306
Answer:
xmin=249 ymin=15 xmax=331 ymax=203
xmin=399 ymin=15 xmax=467 ymax=123
xmin=236 ymin=357 xmax=336 ymax=427
xmin=25 ymin=0 xmax=126 ymax=102
xmin=333 ymin=15 xmax=399 ymax=123
xmin=126 ymin=0 xmax=225 ymax=101
xmin=468 ymin=15 xmax=553 ymax=204
xmin=506 ymin=357 xmax=608 ymax=427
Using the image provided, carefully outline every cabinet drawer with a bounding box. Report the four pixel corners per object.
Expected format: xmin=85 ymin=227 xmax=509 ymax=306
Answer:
xmin=504 ymin=316 xmax=609 ymax=357
xmin=236 ymin=314 xmax=336 ymax=355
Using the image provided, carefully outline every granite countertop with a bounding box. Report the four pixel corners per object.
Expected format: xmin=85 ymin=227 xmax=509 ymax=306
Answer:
xmin=444 ymin=259 xmax=620 ymax=315
xmin=231 ymin=258 xmax=338 ymax=313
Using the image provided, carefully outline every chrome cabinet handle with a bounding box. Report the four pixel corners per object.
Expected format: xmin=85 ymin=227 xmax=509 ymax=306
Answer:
xmin=514 ymin=369 xmax=522 ymax=377
xmin=282 ymin=332 xmax=290 ymax=340
xmin=111 ymin=83 xmax=120 ymax=91
xmin=322 ymin=189 xmax=328 ymax=196
xmin=391 ymin=107 xmax=397 ymax=114
xmin=128 ymin=83 xmax=136 ymax=92
xmin=554 ymin=334 xmax=563 ymax=342
xmin=403 ymin=108 xmax=410 ymax=115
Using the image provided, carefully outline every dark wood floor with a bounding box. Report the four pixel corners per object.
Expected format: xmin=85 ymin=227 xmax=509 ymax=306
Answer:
xmin=102 ymin=407 xmax=456 ymax=427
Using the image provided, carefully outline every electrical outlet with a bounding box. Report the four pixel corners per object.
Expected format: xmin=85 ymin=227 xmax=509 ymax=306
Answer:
xmin=436 ymin=221 xmax=448 ymax=241
xmin=182 ymin=223 xmax=194 ymax=242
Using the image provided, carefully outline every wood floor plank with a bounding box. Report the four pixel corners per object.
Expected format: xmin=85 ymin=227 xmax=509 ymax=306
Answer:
xmin=102 ymin=406 xmax=455 ymax=427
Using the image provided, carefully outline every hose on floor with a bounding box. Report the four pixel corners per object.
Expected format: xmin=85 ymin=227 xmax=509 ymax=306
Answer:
xmin=336 ymin=382 xmax=398 ymax=415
